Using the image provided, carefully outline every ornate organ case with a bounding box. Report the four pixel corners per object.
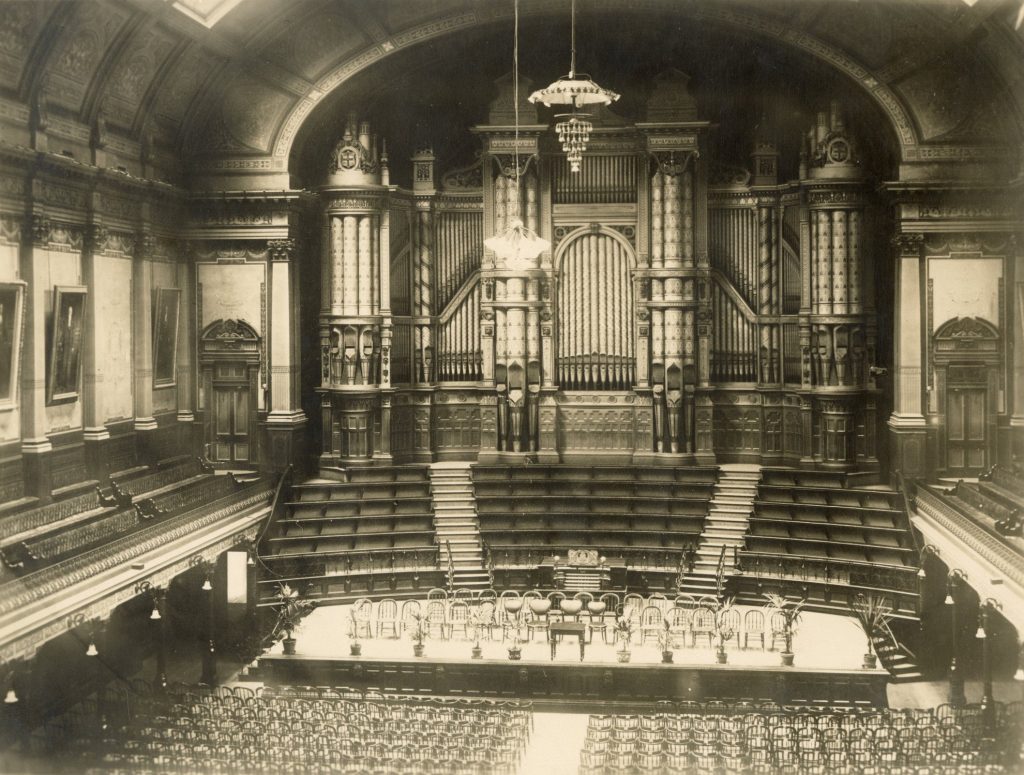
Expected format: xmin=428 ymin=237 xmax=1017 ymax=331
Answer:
xmin=316 ymin=74 xmax=881 ymax=473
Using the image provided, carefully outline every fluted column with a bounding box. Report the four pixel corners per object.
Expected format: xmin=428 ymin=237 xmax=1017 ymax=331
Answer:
xmin=133 ymin=229 xmax=157 ymax=463
xmin=20 ymin=214 xmax=53 ymax=499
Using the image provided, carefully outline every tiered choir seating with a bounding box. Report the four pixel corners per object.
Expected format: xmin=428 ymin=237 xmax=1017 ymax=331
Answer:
xmin=578 ymin=702 xmax=1021 ymax=774
xmin=472 ymin=465 xmax=718 ymax=573
xmin=0 ymin=461 xmax=247 ymax=574
xmin=736 ymin=469 xmax=919 ymax=615
xmin=32 ymin=682 xmax=532 ymax=775
xmin=261 ymin=466 xmax=443 ymax=600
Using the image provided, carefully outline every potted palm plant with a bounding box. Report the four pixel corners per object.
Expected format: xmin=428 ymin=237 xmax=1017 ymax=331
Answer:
xmin=765 ymin=593 xmax=805 ymax=666
xmin=469 ymin=607 xmax=488 ymax=659
xmin=348 ymin=607 xmax=362 ymax=657
xmin=272 ymin=583 xmax=315 ymax=656
xmin=409 ymin=612 xmax=428 ymax=657
xmin=615 ymin=617 xmax=634 ymax=663
xmin=506 ymin=609 xmax=524 ymax=660
xmin=658 ymin=620 xmax=675 ymax=664
xmin=849 ymin=593 xmax=893 ymax=669
xmin=710 ymin=598 xmax=736 ymax=664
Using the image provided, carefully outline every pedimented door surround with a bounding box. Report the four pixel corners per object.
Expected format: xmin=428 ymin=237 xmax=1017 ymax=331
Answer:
xmin=932 ymin=316 xmax=1001 ymax=476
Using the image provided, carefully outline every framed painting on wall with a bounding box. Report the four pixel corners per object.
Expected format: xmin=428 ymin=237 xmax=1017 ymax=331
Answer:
xmin=152 ymin=288 xmax=180 ymax=387
xmin=47 ymin=285 xmax=87 ymax=405
xmin=0 ymin=281 xmax=26 ymax=409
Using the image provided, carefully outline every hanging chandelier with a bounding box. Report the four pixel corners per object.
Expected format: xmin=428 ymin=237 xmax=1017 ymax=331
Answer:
xmin=484 ymin=0 xmax=551 ymax=266
xmin=529 ymin=0 xmax=619 ymax=172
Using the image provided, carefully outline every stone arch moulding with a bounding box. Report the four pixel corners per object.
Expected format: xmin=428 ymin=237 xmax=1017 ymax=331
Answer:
xmin=255 ymin=4 xmax=921 ymax=170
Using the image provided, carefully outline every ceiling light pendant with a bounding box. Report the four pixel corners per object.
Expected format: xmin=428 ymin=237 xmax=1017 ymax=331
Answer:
xmin=486 ymin=0 xmax=551 ymax=267
xmin=529 ymin=0 xmax=619 ymax=172
xmin=485 ymin=218 xmax=550 ymax=269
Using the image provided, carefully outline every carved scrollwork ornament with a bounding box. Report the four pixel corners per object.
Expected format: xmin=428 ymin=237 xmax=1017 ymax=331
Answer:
xmin=267 ymin=238 xmax=295 ymax=262
xmin=87 ymin=223 xmax=109 ymax=253
xmin=652 ymin=150 xmax=694 ymax=177
xmin=892 ymin=232 xmax=924 ymax=255
xmin=29 ymin=214 xmax=50 ymax=247
xmin=492 ymin=154 xmax=533 ymax=179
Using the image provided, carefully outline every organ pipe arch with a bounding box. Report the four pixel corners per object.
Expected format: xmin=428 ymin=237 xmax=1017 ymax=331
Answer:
xmin=554 ymin=226 xmax=637 ymax=391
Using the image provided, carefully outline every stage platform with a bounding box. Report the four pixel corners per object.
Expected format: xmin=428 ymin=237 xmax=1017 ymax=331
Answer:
xmin=256 ymin=604 xmax=890 ymax=708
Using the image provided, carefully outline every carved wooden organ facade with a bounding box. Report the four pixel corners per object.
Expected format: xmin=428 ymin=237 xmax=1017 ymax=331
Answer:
xmin=316 ymin=74 xmax=882 ymax=472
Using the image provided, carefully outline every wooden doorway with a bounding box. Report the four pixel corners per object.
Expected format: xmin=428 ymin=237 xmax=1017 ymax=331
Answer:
xmin=200 ymin=319 xmax=261 ymax=467
xmin=945 ymin=385 xmax=987 ymax=474
xmin=932 ymin=317 xmax=1001 ymax=478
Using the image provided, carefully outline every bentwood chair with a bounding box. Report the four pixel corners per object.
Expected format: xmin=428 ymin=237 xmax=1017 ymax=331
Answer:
xmin=376 ymin=598 xmax=399 ymax=639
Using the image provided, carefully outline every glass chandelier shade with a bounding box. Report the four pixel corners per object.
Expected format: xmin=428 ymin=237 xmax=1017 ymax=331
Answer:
xmin=555 ymin=114 xmax=591 ymax=172
xmin=528 ymin=0 xmax=619 ymax=172
xmin=484 ymin=218 xmax=551 ymax=269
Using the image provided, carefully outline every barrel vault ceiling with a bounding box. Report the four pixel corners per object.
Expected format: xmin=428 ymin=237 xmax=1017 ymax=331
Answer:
xmin=0 ymin=0 xmax=1022 ymax=189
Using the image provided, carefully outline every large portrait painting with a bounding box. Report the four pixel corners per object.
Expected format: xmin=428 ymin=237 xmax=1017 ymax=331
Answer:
xmin=152 ymin=288 xmax=181 ymax=387
xmin=0 ymin=282 xmax=26 ymax=408
xmin=47 ymin=286 xmax=87 ymax=405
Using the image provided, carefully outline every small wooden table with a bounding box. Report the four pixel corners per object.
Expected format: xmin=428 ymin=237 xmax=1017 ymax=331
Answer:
xmin=549 ymin=622 xmax=587 ymax=662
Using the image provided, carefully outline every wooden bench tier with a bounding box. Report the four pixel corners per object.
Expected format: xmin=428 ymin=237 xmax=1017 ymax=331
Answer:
xmin=0 ymin=490 xmax=106 ymax=545
xmin=488 ymin=545 xmax=683 ymax=569
xmin=471 ymin=465 xmax=719 ymax=485
xmin=756 ymin=485 xmax=901 ymax=510
xmin=759 ymin=468 xmax=848 ymax=489
xmin=321 ymin=466 xmax=431 ymax=484
xmin=981 ymin=465 xmax=1024 ymax=499
xmin=277 ymin=514 xmax=435 ymax=536
xmin=921 ymin=484 xmax=1024 ymax=557
xmin=291 ymin=482 xmax=432 ymax=502
xmin=267 ymin=531 xmax=438 ymax=554
xmin=475 ymin=495 xmax=709 ymax=517
xmin=735 ymin=549 xmax=919 ymax=592
xmin=476 ymin=527 xmax=698 ymax=550
xmin=473 ymin=480 xmax=714 ymax=499
xmin=752 ymin=503 xmax=903 ymax=529
xmin=948 ymin=481 xmax=1018 ymax=525
xmin=747 ymin=517 xmax=911 ymax=547
xmin=287 ymin=498 xmax=433 ymax=519
xmin=743 ymin=534 xmax=914 ymax=566
xmin=477 ymin=512 xmax=703 ymax=533
xmin=975 ymin=479 xmax=1024 ymax=514
xmin=110 ymin=458 xmax=205 ymax=499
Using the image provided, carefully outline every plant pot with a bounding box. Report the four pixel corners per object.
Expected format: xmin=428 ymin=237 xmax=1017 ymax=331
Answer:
xmin=617 ymin=650 xmax=631 ymax=663
xmin=508 ymin=647 xmax=522 ymax=661
xmin=413 ymin=643 xmax=425 ymax=658
xmin=715 ymin=650 xmax=728 ymax=664
xmin=862 ymin=653 xmax=877 ymax=669
xmin=471 ymin=645 xmax=483 ymax=660
xmin=282 ymin=637 xmax=297 ymax=656
xmin=780 ymin=652 xmax=795 ymax=667
xmin=661 ymin=650 xmax=674 ymax=664
xmin=350 ymin=642 xmax=362 ymax=657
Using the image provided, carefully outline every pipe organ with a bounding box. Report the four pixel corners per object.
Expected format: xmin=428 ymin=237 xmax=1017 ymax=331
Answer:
xmin=314 ymin=78 xmax=880 ymax=473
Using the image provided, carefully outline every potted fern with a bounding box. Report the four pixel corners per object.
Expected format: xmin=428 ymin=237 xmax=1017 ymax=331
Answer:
xmin=615 ymin=617 xmax=634 ymax=663
xmin=765 ymin=594 xmax=805 ymax=666
xmin=849 ymin=593 xmax=893 ymax=669
xmin=710 ymin=598 xmax=737 ymax=664
xmin=272 ymin=583 xmax=315 ymax=656
xmin=469 ymin=607 xmax=489 ymax=659
xmin=506 ymin=609 xmax=524 ymax=660
xmin=658 ymin=620 xmax=675 ymax=664
xmin=409 ymin=612 xmax=428 ymax=657
xmin=348 ymin=608 xmax=362 ymax=657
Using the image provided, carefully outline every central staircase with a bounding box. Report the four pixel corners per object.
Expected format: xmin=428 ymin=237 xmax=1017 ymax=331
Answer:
xmin=429 ymin=463 xmax=491 ymax=590
xmin=679 ymin=464 xmax=760 ymax=597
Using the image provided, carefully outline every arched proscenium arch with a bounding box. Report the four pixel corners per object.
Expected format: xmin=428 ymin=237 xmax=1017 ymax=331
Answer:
xmin=266 ymin=3 xmax=919 ymax=169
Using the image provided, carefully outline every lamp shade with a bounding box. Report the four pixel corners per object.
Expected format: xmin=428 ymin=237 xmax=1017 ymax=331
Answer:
xmin=150 ymin=606 xmax=161 ymax=621
xmin=86 ymin=642 xmax=98 ymax=656
xmin=975 ymin=626 xmax=986 ymax=639
xmin=484 ymin=219 xmax=550 ymax=269
xmin=4 ymin=688 xmax=16 ymax=704
xmin=529 ymin=75 xmax=619 ymax=108
xmin=944 ymin=594 xmax=954 ymax=605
